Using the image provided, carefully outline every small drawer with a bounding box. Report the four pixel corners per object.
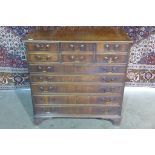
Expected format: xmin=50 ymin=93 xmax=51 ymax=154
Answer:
xmin=29 ymin=64 xmax=127 ymax=74
xmin=27 ymin=43 xmax=58 ymax=51
xmin=34 ymin=105 xmax=121 ymax=115
xmin=96 ymin=54 xmax=127 ymax=64
xmin=61 ymin=54 xmax=94 ymax=63
xmin=28 ymin=53 xmax=58 ymax=62
xmin=30 ymin=74 xmax=125 ymax=83
xmin=103 ymin=43 xmax=130 ymax=52
xmin=31 ymin=83 xmax=123 ymax=94
xmin=60 ymin=43 xmax=95 ymax=51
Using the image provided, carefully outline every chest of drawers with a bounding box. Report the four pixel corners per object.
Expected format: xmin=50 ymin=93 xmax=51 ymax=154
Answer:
xmin=24 ymin=27 xmax=132 ymax=126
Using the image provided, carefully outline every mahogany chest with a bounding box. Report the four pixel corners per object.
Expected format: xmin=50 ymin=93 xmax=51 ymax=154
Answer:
xmin=24 ymin=27 xmax=132 ymax=125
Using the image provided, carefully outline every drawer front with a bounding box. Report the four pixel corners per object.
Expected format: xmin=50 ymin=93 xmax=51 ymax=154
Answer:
xmin=61 ymin=53 xmax=94 ymax=63
xmin=96 ymin=54 xmax=127 ymax=64
xmin=97 ymin=43 xmax=131 ymax=52
xmin=31 ymin=84 xmax=123 ymax=93
xmin=34 ymin=105 xmax=121 ymax=115
xmin=33 ymin=95 xmax=76 ymax=104
xmin=60 ymin=43 xmax=95 ymax=51
xmin=27 ymin=43 xmax=58 ymax=51
xmin=28 ymin=53 xmax=58 ymax=62
xmin=33 ymin=94 xmax=122 ymax=105
xmin=80 ymin=95 xmax=122 ymax=104
xmin=29 ymin=64 xmax=127 ymax=74
xmin=30 ymin=74 xmax=125 ymax=83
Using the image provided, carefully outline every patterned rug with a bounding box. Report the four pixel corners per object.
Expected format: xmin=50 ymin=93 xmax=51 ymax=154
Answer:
xmin=0 ymin=27 xmax=32 ymax=89
xmin=0 ymin=26 xmax=155 ymax=89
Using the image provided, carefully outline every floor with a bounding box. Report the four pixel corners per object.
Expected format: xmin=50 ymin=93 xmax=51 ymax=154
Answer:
xmin=0 ymin=87 xmax=155 ymax=129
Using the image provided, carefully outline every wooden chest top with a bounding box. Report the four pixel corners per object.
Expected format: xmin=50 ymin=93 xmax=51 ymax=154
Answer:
xmin=24 ymin=27 xmax=132 ymax=42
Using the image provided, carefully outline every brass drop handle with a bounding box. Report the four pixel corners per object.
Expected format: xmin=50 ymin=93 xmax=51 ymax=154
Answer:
xmin=36 ymin=44 xmax=44 ymax=48
xmin=38 ymin=66 xmax=42 ymax=71
xmin=35 ymin=55 xmax=41 ymax=60
xmin=114 ymin=56 xmax=119 ymax=61
xmin=104 ymin=56 xmax=119 ymax=63
xmin=39 ymin=76 xmax=43 ymax=81
xmin=114 ymin=44 xmax=120 ymax=50
xmin=47 ymin=77 xmax=53 ymax=82
xmin=36 ymin=44 xmax=50 ymax=49
xmin=69 ymin=44 xmax=74 ymax=50
xmin=46 ymin=55 xmax=51 ymax=60
xmin=79 ymin=55 xmax=85 ymax=61
xmin=104 ymin=98 xmax=112 ymax=103
xmin=101 ymin=87 xmax=112 ymax=93
xmin=47 ymin=66 xmax=53 ymax=72
xmin=39 ymin=86 xmax=44 ymax=92
xmin=104 ymin=44 xmax=110 ymax=50
xmin=48 ymin=86 xmax=56 ymax=92
xmin=80 ymin=44 xmax=85 ymax=50
xmin=69 ymin=55 xmax=76 ymax=61
xmin=102 ymin=77 xmax=116 ymax=82
xmin=45 ymin=44 xmax=50 ymax=48
xmin=98 ymin=97 xmax=111 ymax=103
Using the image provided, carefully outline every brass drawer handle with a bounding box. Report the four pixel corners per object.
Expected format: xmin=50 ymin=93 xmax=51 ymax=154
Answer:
xmin=104 ymin=56 xmax=119 ymax=63
xmin=114 ymin=56 xmax=119 ymax=60
xmin=45 ymin=55 xmax=51 ymax=60
xmin=39 ymin=76 xmax=44 ymax=81
xmin=36 ymin=44 xmax=50 ymax=49
xmin=104 ymin=44 xmax=110 ymax=50
xmin=114 ymin=44 xmax=120 ymax=50
xmin=35 ymin=55 xmax=41 ymax=60
xmin=102 ymin=77 xmax=117 ymax=82
xmin=39 ymin=86 xmax=44 ymax=92
xmin=47 ymin=66 xmax=54 ymax=72
xmin=101 ymin=88 xmax=113 ymax=93
xmin=38 ymin=66 xmax=42 ymax=71
xmin=47 ymin=77 xmax=54 ymax=82
xmin=69 ymin=44 xmax=74 ymax=50
xmin=80 ymin=44 xmax=86 ymax=50
xmin=45 ymin=44 xmax=50 ymax=48
xmin=48 ymin=86 xmax=56 ymax=92
xmin=69 ymin=55 xmax=75 ymax=61
xmin=79 ymin=55 xmax=85 ymax=61
xmin=98 ymin=97 xmax=112 ymax=103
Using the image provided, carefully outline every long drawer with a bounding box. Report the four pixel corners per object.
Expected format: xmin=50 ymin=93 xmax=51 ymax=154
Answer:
xmin=34 ymin=105 xmax=121 ymax=115
xmin=33 ymin=94 xmax=122 ymax=105
xmin=29 ymin=64 xmax=127 ymax=74
xmin=28 ymin=52 xmax=127 ymax=64
xmin=30 ymin=74 xmax=125 ymax=83
xmin=31 ymin=83 xmax=124 ymax=94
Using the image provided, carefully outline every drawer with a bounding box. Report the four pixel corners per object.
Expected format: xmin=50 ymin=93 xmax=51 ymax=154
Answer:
xmin=78 ymin=95 xmax=122 ymax=104
xmin=27 ymin=43 xmax=58 ymax=51
xmin=28 ymin=53 xmax=58 ymax=62
xmin=30 ymin=74 xmax=125 ymax=83
xmin=31 ymin=83 xmax=123 ymax=93
xmin=33 ymin=95 xmax=76 ymax=104
xmin=97 ymin=42 xmax=131 ymax=52
xmin=60 ymin=43 xmax=95 ymax=51
xmin=61 ymin=53 xmax=94 ymax=63
xmin=34 ymin=105 xmax=121 ymax=115
xmin=29 ymin=64 xmax=127 ymax=74
xmin=96 ymin=53 xmax=127 ymax=64
xmin=33 ymin=94 xmax=122 ymax=105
